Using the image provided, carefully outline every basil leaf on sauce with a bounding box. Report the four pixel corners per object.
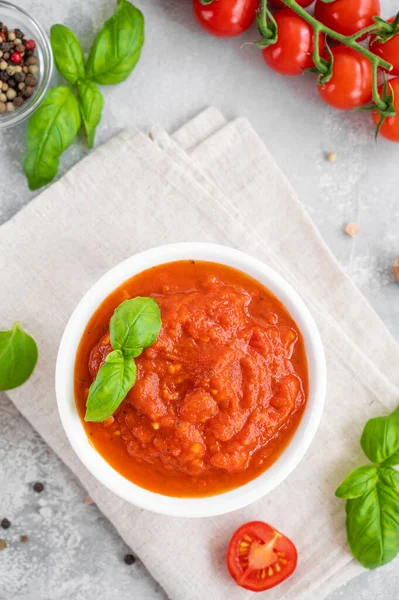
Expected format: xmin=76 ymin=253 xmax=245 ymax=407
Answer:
xmin=346 ymin=482 xmax=399 ymax=569
xmin=23 ymin=87 xmax=81 ymax=191
xmin=110 ymin=297 xmax=161 ymax=356
xmin=361 ymin=407 xmax=399 ymax=465
xmin=50 ymin=24 xmax=85 ymax=85
xmin=335 ymin=466 xmax=379 ymax=499
xmin=85 ymin=349 xmax=136 ymax=422
xmin=0 ymin=322 xmax=38 ymax=391
xmin=77 ymin=81 xmax=104 ymax=148
xmin=86 ymin=0 xmax=144 ymax=85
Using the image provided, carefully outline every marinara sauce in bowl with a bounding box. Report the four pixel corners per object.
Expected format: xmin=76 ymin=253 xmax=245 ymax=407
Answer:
xmin=56 ymin=243 xmax=326 ymax=517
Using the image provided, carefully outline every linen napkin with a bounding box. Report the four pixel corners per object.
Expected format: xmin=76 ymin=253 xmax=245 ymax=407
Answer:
xmin=1 ymin=107 xmax=399 ymax=600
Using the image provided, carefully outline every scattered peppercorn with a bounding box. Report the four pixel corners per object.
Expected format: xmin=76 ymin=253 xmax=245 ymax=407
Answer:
xmin=0 ymin=22 xmax=39 ymax=114
xmin=123 ymin=553 xmax=136 ymax=565
xmin=1 ymin=518 xmax=10 ymax=529
xmin=393 ymin=257 xmax=399 ymax=283
xmin=0 ymin=539 xmax=7 ymax=550
xmin=33 ymin=481 xmax=44 ymax=493
xmin=20 ymin=535 xmax=29 ymax=543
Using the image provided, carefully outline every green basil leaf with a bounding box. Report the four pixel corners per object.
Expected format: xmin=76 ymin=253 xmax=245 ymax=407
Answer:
xmin=50 ymin=24 xmax=85 ymax=84
xmin=384 ymin=452 xmax=399 ymax=467
xmin=379 ymin=466 xmax=399 ymax=492
xmin=85 ymin=349 xmax=136 ymax=422
xmin=0 ymin=322 xmax=38 ymax=391
xmin=110 ymin=297 xmax=161 ymax=355
xmin=23 ymin=87 xmax=81 ymax=191
xmin=86 ymin=0 xmax=144 ymax=85
xmin=335 ymin=466 xmax=379 ymax=499
xmin=77 ymin=81 xmax=104 ymax=148
xmin=361 ymin=406 xmax=399 ymax=464
xmin=346 ymin=482 xmax=399 ymax=569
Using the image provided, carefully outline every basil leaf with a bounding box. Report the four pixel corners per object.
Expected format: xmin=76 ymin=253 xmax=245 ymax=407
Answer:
xmin=86 ymin=0 xmax=144 ymax=85
xmin=335 ymin=466 xmax=378 ymax=499
xmin=384 ymin=452 xmax=399 ymax=467
xmin=77 ymin=81 xmax=104 ymax=148
xmin=379 ymin=466 xmax=399 ymax=492
xmin=346 ymin=482 xmax=399 ymax=569
xmin=23 ymin=87 xmax=81 ymax=191
xmin=0 ymin=322 xmax=38 ymax=391
xmin=50 ymin=24 xmax=85 ymax=84
xmin=85 ymin=349 xmax=136 ymax=422
xmin=110 ymin=297 xmax=161 ymax=355
xmin=361 ymin=407 xmax=399 ymax=464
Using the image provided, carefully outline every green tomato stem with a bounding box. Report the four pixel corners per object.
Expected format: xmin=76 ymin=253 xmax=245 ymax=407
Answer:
xmin=259 ymin=0 xmax=393 ymax=112
xmin=258 ymin=0 xmax=273 ymax=38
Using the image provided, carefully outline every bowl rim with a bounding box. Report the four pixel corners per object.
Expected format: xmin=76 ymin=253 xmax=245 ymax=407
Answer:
xmin=0 ymin=0 xmax=53 ymax=129
xmin=56 ymin=243 xmax=326 ymax=518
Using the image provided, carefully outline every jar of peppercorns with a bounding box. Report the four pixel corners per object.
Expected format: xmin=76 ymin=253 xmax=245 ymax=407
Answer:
xmin=0 ymin=1 xmax=52 ymax=129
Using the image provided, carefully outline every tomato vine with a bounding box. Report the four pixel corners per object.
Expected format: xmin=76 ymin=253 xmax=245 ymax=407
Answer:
xmin=257 ymin=0 xmax=397 ymax=128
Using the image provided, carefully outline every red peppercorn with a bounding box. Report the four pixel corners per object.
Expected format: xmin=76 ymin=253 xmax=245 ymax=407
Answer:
xmin=0 ymin=33 xmax=5 ymax=42
xmin=25 ymin=39 xmax=36 ymax=51
xmin=11 ymin=52 xmax=22 ymax=64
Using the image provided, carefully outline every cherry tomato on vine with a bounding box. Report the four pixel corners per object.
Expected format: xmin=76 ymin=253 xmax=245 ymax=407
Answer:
xmin=262 ymin=9 xmax=324 ymax=76
xmin=193 ymin=0 xmax=258 ymax=37
xmin=370 ymin=19 xmax=399 ymax=77
xmin=227 ymin=521 xmax=298 ymax=592
xmin=315 ymin=0 xmax=380 ymax=37
xmin=270 ymin=0 xmax=314 ymax=8
xmin=318 ymin=46 xmax=372 ymax=110
xmin=373 ymin=78 xmax=399 ymax=142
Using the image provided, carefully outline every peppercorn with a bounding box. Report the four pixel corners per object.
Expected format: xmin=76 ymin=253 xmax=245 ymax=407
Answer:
xmin=2 ymin=82 xmax=8 ymax=90
xmin=22 ymin=86 xmax=33 ymax=98
xmin=0 ymin=518 xmax=10 ymax=529
xmin=18 ymin=82 xmax=25 ymax=90
xmin=15 ymin=44 xmax=25 ymax=53
xmin=0 ymin=72 xmax=9 ymax=82
xmin=25 ymin=74 xmax=37 ymax=87
xmin=8 ymin=31 xmax=16 ymax=42
xmin=7 ymin=77 xmax=15 ymax=88
xmin=0 ymin=92 xmax=5 ymax=102
xmin=6 ymin=88 xmax=16 ymax=100
xmin=20 ymin=535 xmax=28 ymax=543
xmin=26 ymin=55 xmax=38 ymax=66
xmin=33 ymin=482 xmax=44 ymax=493
xmin=25 ymin=39 xmax=36 ymax=51
xmin=3 ymin=52 xmax=9 ymax=60
xmin=0 ymin=539 xmax=7 ymax=550
xmin=14 ymin=72 xmax=25 ymax=83
xmin=123 ymin=553 xmax=136 ymax=565
xmin=14 ymin=29 xmax=24 ymax=39
xmin=13 ymin=96 xmax=23 ymax=108
xmin=28 ymin=65 xmax=38 ymax=74
xmin=6 ymin=101 xmax=14 ymax=112
xmin=11 ymin=52 xmax=22 ymax=64
xmin=0 ymin=60 xmax=7 ymax=70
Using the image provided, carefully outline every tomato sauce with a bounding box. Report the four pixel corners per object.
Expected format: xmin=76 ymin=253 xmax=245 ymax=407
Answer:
xmin=75 ymin=261 xmax=308 ymax=497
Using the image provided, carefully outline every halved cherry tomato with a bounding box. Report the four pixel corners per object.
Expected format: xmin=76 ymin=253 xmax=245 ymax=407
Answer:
xmin=270 ymin=0 xmax=314 ymax=8
xmin=227 ymin=521 xmax=297 ymax=592
xmin=373 ymin=78 xmax=399 ymax=142
xmin=370 ymin=19 xmax=399 ymax=77
xmin=315 ymin=0 xmax=380 ymax=37
xmin=193 ymin=0 xmax=258 ymax=37
xmin=262 ymin=9 xmax=324 ymax=76
xmin=318 ymin=46 xmax=372 ymax=110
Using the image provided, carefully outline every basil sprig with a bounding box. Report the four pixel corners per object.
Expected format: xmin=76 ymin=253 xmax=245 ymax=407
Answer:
xmin=85 ymin=297 xmax=161 ymax=423
xmin=336 ymin=407 xmax=399 ymax=569
xmin=23 ymin=0 xmax=144 ymax=190
xmin=0 ymin=322 xmax=38 ymax=391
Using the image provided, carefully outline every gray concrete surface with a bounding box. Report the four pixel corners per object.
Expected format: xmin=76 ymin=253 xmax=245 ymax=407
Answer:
xmin=1 ymin=0 xmax=399 ymax=598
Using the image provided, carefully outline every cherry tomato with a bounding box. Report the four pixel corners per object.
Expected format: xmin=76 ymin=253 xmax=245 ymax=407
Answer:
xmin=318 ymin=46 xmax=372 ymax=110
xmin=370 ymin=19 xmax=399 ymax=77
xmin=227 ymin=521 xmax=297 ymax=592
xmin=315 ymin=0 xmax=380 ymax=37
xmin=270 ymin=0 xmax=314 ymax=7
xmin=262 ymin=9 xmax=324 ymax=76
xmin=193 ymin=0 xmax=258 ymax=37
xmin=373 ymin=78 xmax=399 ymax=142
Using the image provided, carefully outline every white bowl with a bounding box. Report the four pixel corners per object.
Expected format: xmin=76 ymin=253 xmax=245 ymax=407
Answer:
xmin=56 ymin=243 xmax=326 ymax=518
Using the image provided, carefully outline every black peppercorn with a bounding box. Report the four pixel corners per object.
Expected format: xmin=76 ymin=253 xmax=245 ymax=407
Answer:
xmin=14 ymin=72 xmax=25 ymax=83
xmin=7 ymin=77 xmax=15 ymax=88
xmin=33 ymin=482 xmax=44 ymax=493
xmin=0 ymin=71 xmax=8 ymax=82
xmin=1 ymin=518 xmax=10 ymax=530
xmin=123 ymin=553 xmax=136 ymax=565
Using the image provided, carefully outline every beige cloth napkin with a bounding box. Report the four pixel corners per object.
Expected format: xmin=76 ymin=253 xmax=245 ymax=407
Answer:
xmin=1 ymin=107 xmax=399 ymax=600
